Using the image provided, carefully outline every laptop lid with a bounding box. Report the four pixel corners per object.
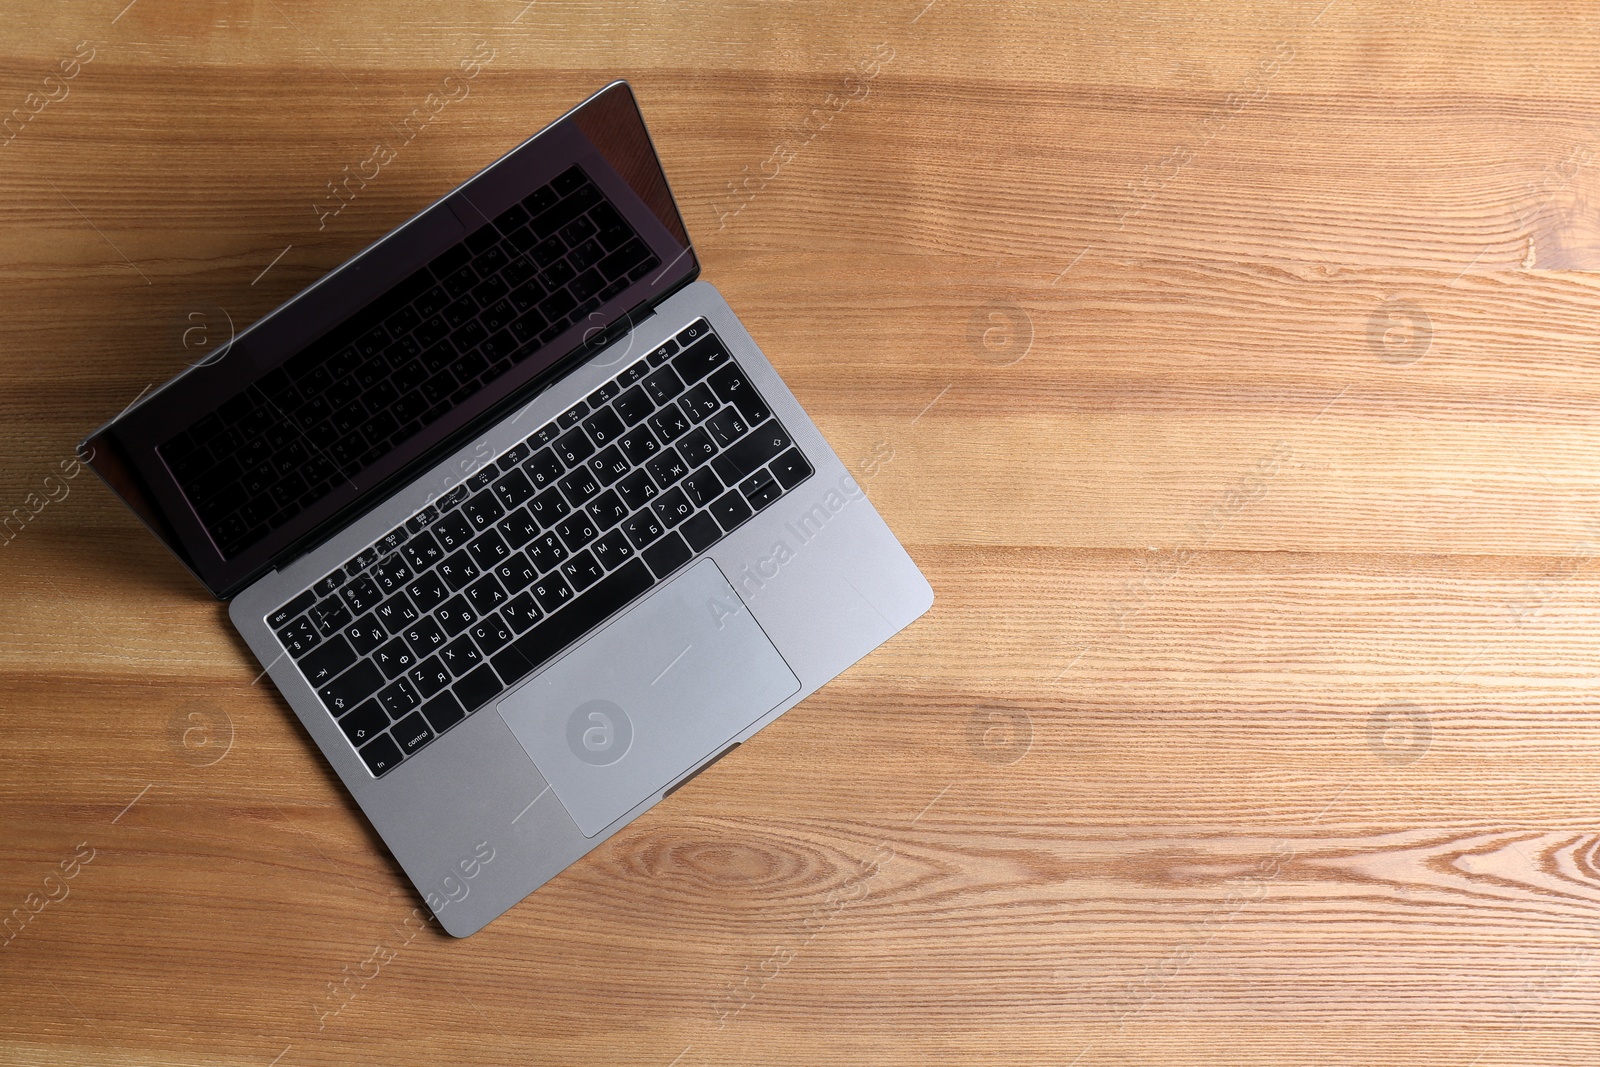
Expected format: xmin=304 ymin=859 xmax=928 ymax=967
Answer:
xmin=81 ymin=81 xmax=697 ymax=599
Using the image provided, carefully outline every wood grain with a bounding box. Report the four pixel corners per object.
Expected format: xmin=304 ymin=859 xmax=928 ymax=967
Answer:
xmin=6 ymin=1 xmax=1600 ymax=1064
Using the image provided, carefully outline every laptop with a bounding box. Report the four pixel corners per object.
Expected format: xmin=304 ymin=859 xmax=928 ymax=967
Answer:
xmin=80 ymin=82 xmax=932 ymax=936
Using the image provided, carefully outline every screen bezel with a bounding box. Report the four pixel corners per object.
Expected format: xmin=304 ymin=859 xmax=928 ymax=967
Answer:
xmin=81 ymin=81 xmax=698 ymax=599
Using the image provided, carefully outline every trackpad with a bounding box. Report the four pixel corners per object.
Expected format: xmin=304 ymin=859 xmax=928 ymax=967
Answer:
xmin=497 ymin=558 xmax=799 ymax=837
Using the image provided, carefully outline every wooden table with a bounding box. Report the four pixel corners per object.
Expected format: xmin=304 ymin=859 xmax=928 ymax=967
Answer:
xmin=6 ymin=1 xmax=1600 ymax=1063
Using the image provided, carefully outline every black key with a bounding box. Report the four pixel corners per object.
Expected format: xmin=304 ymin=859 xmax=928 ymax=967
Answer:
xmin=405 ymin=505 xmax=440 ymax=535
xmin=675 ymin=318 xmax=711 ymax=347
xmin=421 ymin=691 xmax=467 ymax=733
xmin=560 ymin=400 xmax=590 ymax=428
xmin=616 ymin=468 xmax=659 ymax=510
xmin=344 ymin=614 xmax=388 ymax=655
xmin=678 ymin=383 xmax=720 ymax=424
xmin=408 ymin=656 xmax=453 ymax=698
xmin=300 ymin=635 xmax=357 ymax=686
xmin=587 ymin=489 xmax=629 ymax=531
xmin=474 ymin=270 xmax=508 ymax=305
xmin=647 ymin=339 xmax=679 ymax=366
xmin=672 ymin=335 xmax=730 ymax=384
xmin=621 ymin=509 xmax=664 ymax=550
xmin=710 ymin=489 xmax=753 ymax=532
xmin=438 ymin=549 xmax=481 ymax=590
xmin=309 ymin=597 xmax=353 ymax=637
xmin=555 ymin=511 xmax=599 ymax=551
xmin=614 ymin=385 xmax=654 ymax=426
xmin=590 ymin=203 xmax=631 ymax=248
xmin=433 ymin=509 xmax=475 ymax=550
xmin=530 ymin=571 xmax=574 ymax=614
xmin=471 ymin=613 xmax=514 ymax=654
xmin=434 ymin=594 xmax=476 ymax=636
xmin=495 ymin=551 xmax=539 ymax=592
xmin=708 ymin=363 xmax=771 ymax=424
xmin=348 ymin=545 xmax=384 ymax=575
xmin=524 ymin=447 xmax=564 ymax=489
xmin=745 ymin=472 xmax=783 ymax=510
xmin=403 ymin=616 xmax=448 ymax=657
xmin=705 ymin=408 xmax=750 ymax=449
xmin=681 ymin=467 xmax=724 ymax=508
xmin=405 ymin=571 xmax=449 ymax=612
xmin=391 ymin=710 xmax=434 ymax=755
xmin=586 ymin=444 xmax=631 ymax=485
xmin=466 ymin=465 xmax=498 ymax=494
xmin=380 ymin=677 xmax=421 ymax=717
xmin=528 ymin=486 xmax=570 ymax=526
xmin=377 ymin=527 xmax=409 ymax=555
xmin=652 ymin=487 xmax=695 ymax=528
xmin=491 ymin=559 xmax=653 ymax=687
xmin=591 ymin=528 xmax=636 ymax=569
xmin=502 ymin=592 xmax=543 ymax=632
xmin=617 ymin=425 xmax=660 ymax=465
xmin=318 ymin=660 xmax=384 ymax=717
xmin=374 ymin=593 xmax=420 ymax=634
xmin=465 ymin=574 xmax=508 ymax=614
xmin=341 ymin=576 xmax=382 ymax=615
xmin=711 ymin=419 xmax=791 ymax=484
xmin=463 ymin=493 xmax=504 ymax=530
xmin=538 ymin=287 xmax=575 ymax=323
xmin=647 ymin=452 xmax=689 ymax=488
xmin=467 ymin=529 xmax=511 ymax=570
xmin=601 ymin=239 xmax=650 ymax=279
xmin=497 ymin=506 xmax=541 ymax=548
xmin=569 ymin=243 xmax=605 ymax=277
xmin=524 ymin=531 xmax=568 ymax=572
xmin=401 ymin=531 xmax=445 ymax=571
xmin=677 ymin=428 xmax=717 ymax=466
xmin=642 ymin=531 xmax=692 ymax=580
xmin=559 ymin=467 xmax=601 ymax=506
xmin=553 ymin=426 xmax=594 ymax=466
xmin=312 ymin=572 xmax=346 ymax=598
xmin=642 ymin=366 xmax=685 ymax=406
xmin=268 ymin=590 xmax=316 ymax=630
xmin=740 ymin=467 xmax=776 ymax=496
xmin=373 ymin=638 xmax=416 ymax=679
xmin=453 ymin=664 xmax=505 ymax=713
xmin=560 ymin=549 xmax=605 ymax=592
xmin=771 ymin=448 xmax=813 ymax=489
xmin=681 ymin=511 xmax=722 ymax=553
xmin=372 ymin=555 xmax=413 ymax=595
xmin=492 ymin=468 xmax=537 ymax=510
xmin=339 ymin=699 xmax=389 ymax=745
xmin=495 ymin=202 xmax=530 ymax=234
xmin=359 ymin=733 xmax=404 ymax=776
xmin=277 ymin=615 xmax=320 ymax=656
xmin=648 ymin=406 xmax=690 ymax=443
xmin=441 ymin=263 xmax=478 ymax=299
xmin=439 ymin=634 xmax=483 ymax=676
xmin=583 ymin=406 xmax=625 ymax=446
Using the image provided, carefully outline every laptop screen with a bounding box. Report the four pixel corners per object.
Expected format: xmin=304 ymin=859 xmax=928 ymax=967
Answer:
xmin=82 ymin=82 xmax=697 ymax=598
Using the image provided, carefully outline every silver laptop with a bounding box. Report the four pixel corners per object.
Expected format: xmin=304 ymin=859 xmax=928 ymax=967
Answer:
xmin=80 ymin=82 xmax=931 ymax=935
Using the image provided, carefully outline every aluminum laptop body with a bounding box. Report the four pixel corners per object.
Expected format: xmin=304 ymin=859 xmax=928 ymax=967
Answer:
xmin=81 ymin=82 xmax=931 ymax=936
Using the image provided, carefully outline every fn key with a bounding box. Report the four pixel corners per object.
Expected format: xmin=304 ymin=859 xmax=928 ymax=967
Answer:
xmin=359 ymin=733 xmax=403 ymax=776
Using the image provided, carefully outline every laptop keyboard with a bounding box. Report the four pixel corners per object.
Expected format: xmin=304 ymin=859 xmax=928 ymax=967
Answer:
xmin=159 ymin=164 xmax=661 ymax=560
xmin=264 ymin=318 xmax=814 ymax=778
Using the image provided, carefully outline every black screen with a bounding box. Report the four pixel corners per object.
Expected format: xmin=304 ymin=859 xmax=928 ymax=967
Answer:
xmin=158 ymin=162 xmax=661 ymax=560
xmin=84 ymin=82 xmax=697 ymax=597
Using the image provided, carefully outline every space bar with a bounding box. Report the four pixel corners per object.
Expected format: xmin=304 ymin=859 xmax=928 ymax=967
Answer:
xmin=491 ymin=559 xmax=654 ymax=687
